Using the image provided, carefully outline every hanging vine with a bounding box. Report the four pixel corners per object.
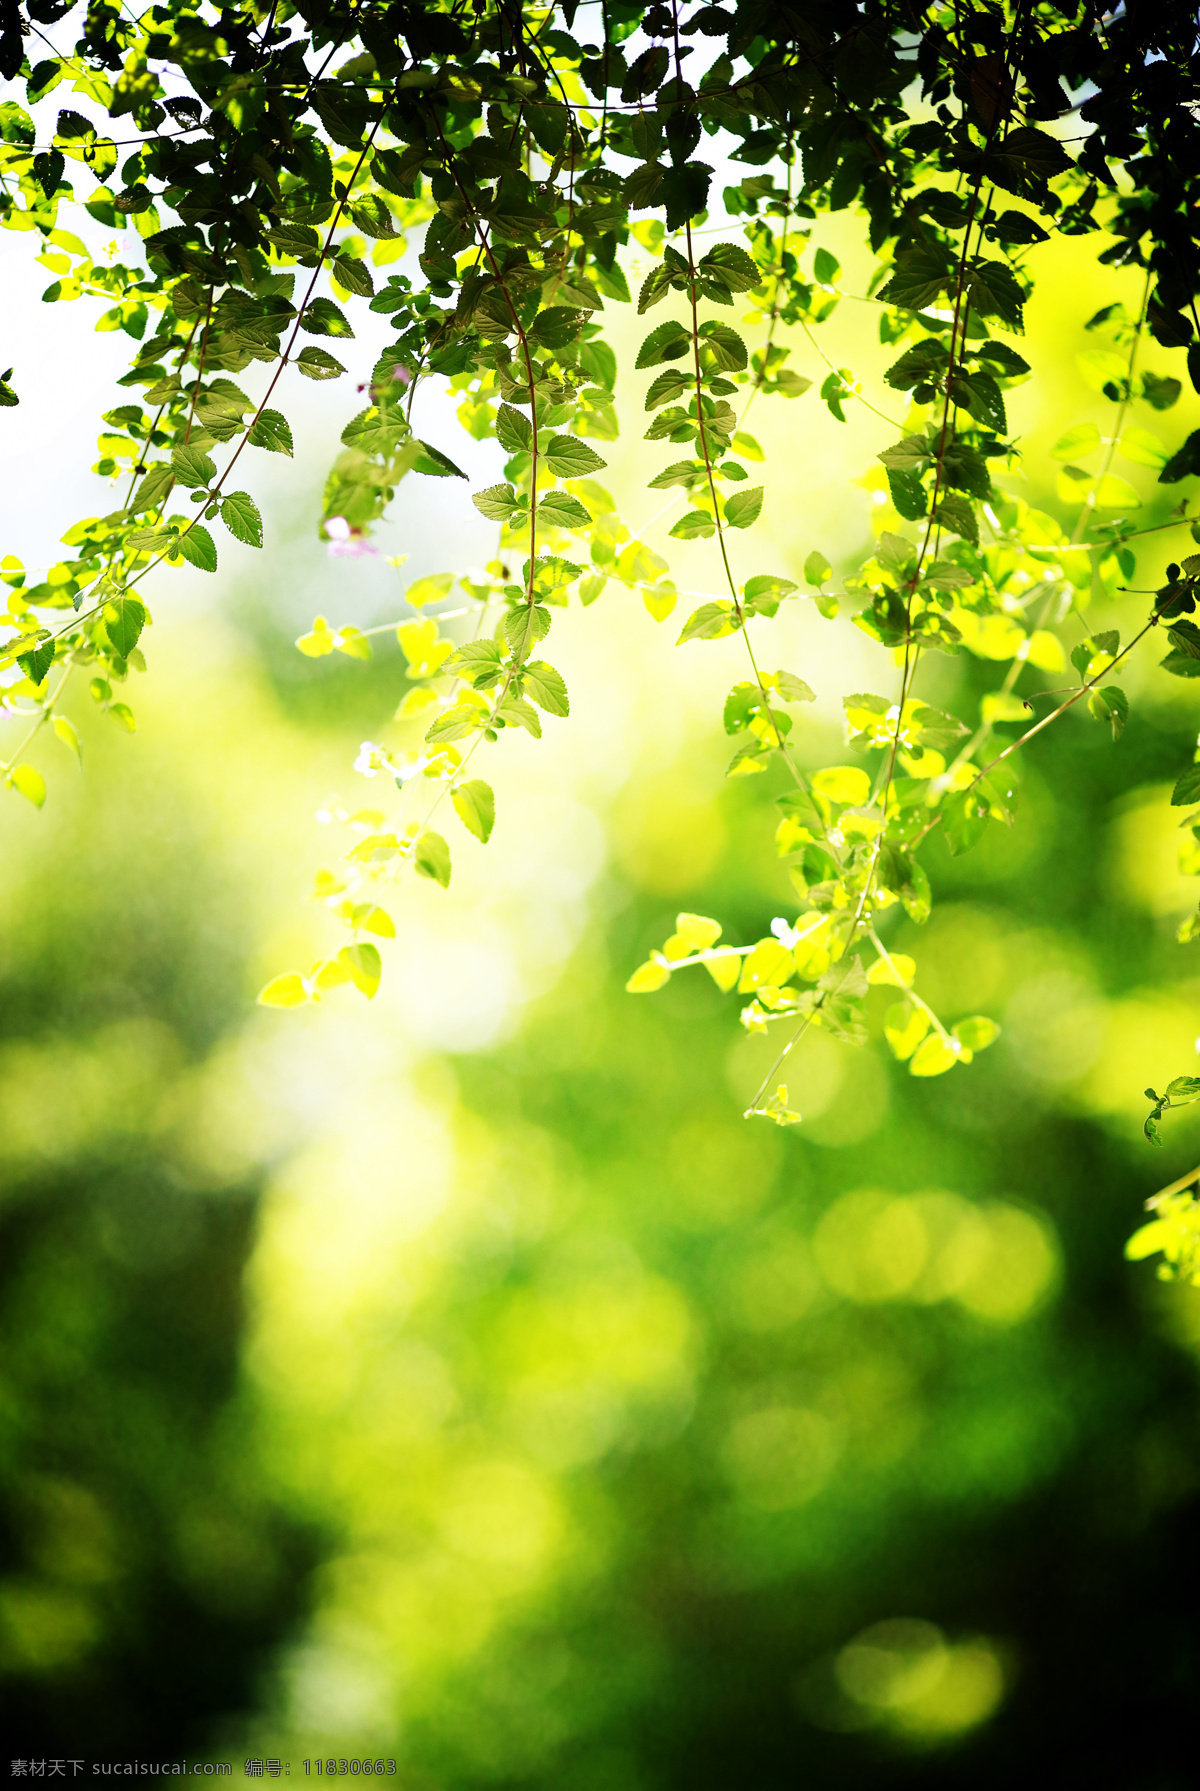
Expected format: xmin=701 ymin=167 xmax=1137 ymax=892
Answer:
xmin=4 ymin=0 xmax=1200 ymax=1270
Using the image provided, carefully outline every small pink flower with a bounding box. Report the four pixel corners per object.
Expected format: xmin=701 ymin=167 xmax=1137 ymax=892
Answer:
xmin=324 ymin=515 xmax=379 ymax=559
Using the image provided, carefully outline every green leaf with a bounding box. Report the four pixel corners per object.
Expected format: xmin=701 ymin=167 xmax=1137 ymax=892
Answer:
xmin=496 ymin=403 xmax=533 ymax=454
xmin=473 ymin=482 xmax=522 ymax=522
xmin=103 ymin=594 xmax=146 ymax=656
xmin=744 ymin=574 xmax=797 ymax=603
xmin=248 ymin=408 xmax=293 ymax=455
xmin=413 ymin=441 xmax=467 ymax=479
xmin=648 ymin=460 xmax=704 ymax=491
xmin=1141 ymin=372 xmax=1181 ymax=411
xmin=495 ymin=694 xmax=543 ymax=737
xmin=171 ymin=443 xmax=215 ymax=489
xmin=1089 ymin=683 xmax=1129 ymax=739
xmin=1159 ymin=428 xmax=1200 ymax=485
xmin=697 ymin=321 xmax=747 ymax=370
xmin=332 ymin=254 xmax=374 ymax=297
xmin=301 ymin=297 xmax=354 ymax=338
xmin=542 ymin=435 xmax=606 ymax=477
xmin=413 ymin=830 xmax=451 ymax=887
xmin=967 ymin=259 xmax=1025 ymax=331
xmin=636 ymin=321 xmax=691 ymax=369
xmin=813 ymin=246 xmax=841 ymax=284
xmin=537 ymin=491 xmax=592 ymax=529
xmin=296 ymin=345 xmax=346 ymax=380
xmin=724 ymin=486 xmax=763 ymax=529
xmin=645 ymin=370 xmax=691 ymax=410
xmin=529 ymin=307 xmax=584 ymax=349
xmin=221 ymin=491 xmax=263 ymax=547
xmin=522 ymin=660 xmax=569 ymax=716
xmin=961 ymin=369 xmax=1007 ymax=434
xmin=879 ymin=246 xmax=952 ymax=311
xmin=934 ymin=494 xmax=978 ymax=545
xmin=17 ymin=639 xmax=54 ymax=685
xmin=678 ymin=601 xmax=737 ymax=643
xmin=774 ymin=670 xmax=815 ymax=703
xmin=504 ymin=604 xmax=551 ymax=660
xmin=425 ymin=704 xmax=486 ymax=744
xmin=1172 ymin=764 xmax=1200 ymax=806
xmin=339 ymin=941 xmax=382 ymax=997
xmin=452 ymin=779 xmax=496 ymax=844
xmin=942 ymin=786 xmax=990 ymax=855
xmin=625 ymin=160 xmax=665 ymax=212
xmin=132 ymin=463 xmax=175 ymax=513
xmin=724 ymin=682 xmax=759 ymax=733
xmin=659 ymin=161 xmax=712 ymax=229
xmin=804 ymin=550 xmax=831 ymax=587
xmin=669 ymin=509 xmax=717 ymax=540
xmin=266 ymin=220 xmax=321 ymax=259
xmin=698 ymin=241 xmax=761 ymax=293
xmin=173 ymin=524 xmax=218 ymax=573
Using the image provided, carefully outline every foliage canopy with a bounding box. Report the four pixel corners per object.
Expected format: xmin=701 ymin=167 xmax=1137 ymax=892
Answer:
xmin=5 ymin=0 xmax=1200 ymax=1272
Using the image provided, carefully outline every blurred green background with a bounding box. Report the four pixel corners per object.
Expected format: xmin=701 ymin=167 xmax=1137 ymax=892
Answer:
xmin=5 ymin=219 xmax=1200 ymax=1787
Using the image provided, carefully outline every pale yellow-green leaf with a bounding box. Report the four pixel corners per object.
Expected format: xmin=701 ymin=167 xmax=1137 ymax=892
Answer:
xmin=413 ymin=830 xmax=451 ymax=887
xmin=333 ymin=624 xmax=371 ymax=660
xmin=339 ymin=941 xmax=382 ymax=997
xmin=616 ymin=540 xmax=667 ymax=584
xmin=257 ymin=972 xmax=309 ymax=1008
xmin=395 ymin=686 xmax=440 ymax=720
xmin=1075 ymin=348 xmax=1128 ymax=391
xmin=1124 ymin=1218 xmax=1174 ymax=1262
xmin=909 ymin=1033 xmax=960 ymax=1077
xmin=53 ymin=715 xmax=81 ymax=761
xmin=793 ymin=934 xmax=832 ymax=981
xmin=312 ymin=869 xmax=348 ymax=900
xmin=313 ymin=956 xmax=351 ymax=989
xmin=1025 ymin=630 xmax=1065 ymax=674
xmin=1119 ymin=425 xmax=1167 ymax=470
xmin=776 ymin=816 xmax=816 ymax=856
xmin=981 ymin=691 xmax=1028 ymax=725
xmin=732 ymin=431 xmax=764 ymax=462
xmin=398 ymin=617 xmax=452 ymax=676
xmin=405 ymin=572 xmax=454 ymax=608
xmin=626 ymin=957 xmax=671 ymax=993
xmin=812 ymin=765 xmax=870 ymax=806
xmin=952 ymin=1014 xmax=1000 ymax=1052
xmin=703 ymin=953 xmax=741 ymax=992
xmin=867 ymin=952 xmax=915 ymax=989
xmin=108 ymin=702 xmax=136 ymax=733
xmin=452 ymin=778 xmax=495 ymax=844
xmin=760 ymin=1084 xmax=802 ymax=1125
xmin=642 ymin=583 xmax=676 ymax=622
xmin=952 ymin=610 xmax=1027 ymax=660
xmin=296 ymin=614 xmax=336 ymax=656
xmin=738 ymin=938 xmax=796 ymax=993
xmin=672 ymin=912 xmax=723 ymax=952
xmin=884 ymin=999 xmax=929 ymax=1062
xmin=1051 ymin=422 xmax=1100 ymax=461
xmin=9 ymin=763 xmax=46 ymax=808
xmin=354 ymin=904 xmax=396 ymax=938
xmin=347 ymin=831 xmax=399 ymax=863
xmin=1093 ymin=473 xmax=1142 ymax=510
